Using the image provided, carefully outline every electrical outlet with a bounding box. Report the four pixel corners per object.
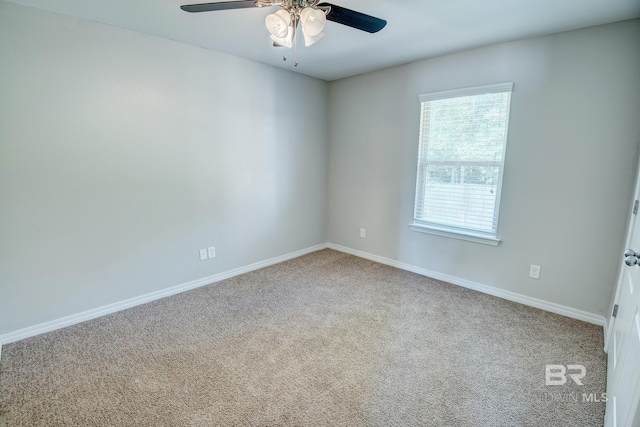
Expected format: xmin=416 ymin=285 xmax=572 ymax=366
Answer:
xmin=360 ymin=228 xmax=366 ymax=238
xmin=208 ymin=246 xmax=216 ymax=258
xmin=199 ymin=249 xmax=208 ymax=261
xmin=529 ymin=264 xmax=541 ymax=279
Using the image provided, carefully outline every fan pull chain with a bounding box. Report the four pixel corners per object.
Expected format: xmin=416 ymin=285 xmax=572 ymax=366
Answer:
xmin=278 ymin=11 xmax=299 ymax=67
xmin=293 ymin=43 xmax=298 ymax=66
xmin=293 ymin=16 xmax=298 ymax=67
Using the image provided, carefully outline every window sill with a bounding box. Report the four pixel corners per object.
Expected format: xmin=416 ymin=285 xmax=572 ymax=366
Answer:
xmin=409 ymin=223 xmax=501 ymax=246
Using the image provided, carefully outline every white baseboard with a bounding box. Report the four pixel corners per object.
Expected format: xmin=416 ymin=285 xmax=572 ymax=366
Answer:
xmin=0 ymin=243 xmax=328 ymax=345
xmin=328 ymin=243 xmax=606 ymax=327
xmin=603 ymin=317 xmax=610 ymax=353
xmin=0 ymin=241 xmax=606 ymax=350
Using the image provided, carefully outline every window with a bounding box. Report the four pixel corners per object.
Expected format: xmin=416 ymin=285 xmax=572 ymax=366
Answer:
xmin=410 ymin=82 xmax=513 ymax=246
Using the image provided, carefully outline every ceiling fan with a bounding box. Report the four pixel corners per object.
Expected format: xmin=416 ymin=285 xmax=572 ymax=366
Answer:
xmin=180 ymin=1 xmax=387 ymax=50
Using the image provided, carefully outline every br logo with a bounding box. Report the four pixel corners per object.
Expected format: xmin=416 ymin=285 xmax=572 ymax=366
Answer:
xmin=545 ymin=364 xmax=586 ymax=385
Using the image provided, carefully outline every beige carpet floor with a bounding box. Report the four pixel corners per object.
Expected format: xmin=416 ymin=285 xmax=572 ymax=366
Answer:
xmin=0 ymin=249 xmax=607 ymax=426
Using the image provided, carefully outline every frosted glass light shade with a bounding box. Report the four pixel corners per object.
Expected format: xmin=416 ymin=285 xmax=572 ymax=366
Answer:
xmin=302 ymin=30 xmax=324 ymax=47
xmin=265 ymin=9 xmax=291 ymax=38
xmin=300 ymin=7 xmax=326 ymax=36
xmin=271 ymin=33 xmax=293 ymax=48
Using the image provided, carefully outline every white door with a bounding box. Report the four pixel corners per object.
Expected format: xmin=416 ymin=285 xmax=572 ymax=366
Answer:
xmin=605 ymin=169 xmax=640 ymax=427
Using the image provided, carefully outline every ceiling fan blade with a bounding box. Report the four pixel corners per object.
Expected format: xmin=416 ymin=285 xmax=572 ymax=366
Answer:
xmin=318 ymin=3 xmax=386 ymax=33
xmin=181 ymin=1 xmax=259 ymax=13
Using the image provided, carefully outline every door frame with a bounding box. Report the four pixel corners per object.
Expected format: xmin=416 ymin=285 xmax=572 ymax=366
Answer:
xmin=604 ymin=159 xmax=640 ymax=353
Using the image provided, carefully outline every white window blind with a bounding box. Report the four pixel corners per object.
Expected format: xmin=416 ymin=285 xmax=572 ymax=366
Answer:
xmin=413 ymin=82 xmax=513 ymax=240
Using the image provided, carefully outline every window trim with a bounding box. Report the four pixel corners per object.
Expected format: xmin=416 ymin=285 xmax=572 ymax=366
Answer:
xmin=419 ymin=82 xmax=513 ymax=103
xmin=409 ymin=222 xmax=502 ymax=246
xmin=411 ymin=82 xmax=513 ymax=245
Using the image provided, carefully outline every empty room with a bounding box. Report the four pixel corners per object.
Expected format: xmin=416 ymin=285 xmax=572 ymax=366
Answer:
xmin=1 ymin=0 xmax=639 ymax=425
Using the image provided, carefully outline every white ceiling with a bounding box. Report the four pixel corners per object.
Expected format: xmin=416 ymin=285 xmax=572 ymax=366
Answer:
xmin=6 ymin=0 xmax=640 ymax=81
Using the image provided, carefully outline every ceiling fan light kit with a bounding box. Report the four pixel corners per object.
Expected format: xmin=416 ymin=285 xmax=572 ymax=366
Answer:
xmin=181 ymin=0 xmax=386 ymax=57
xmin=264 ymin=1 xmax=328 ymax=48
